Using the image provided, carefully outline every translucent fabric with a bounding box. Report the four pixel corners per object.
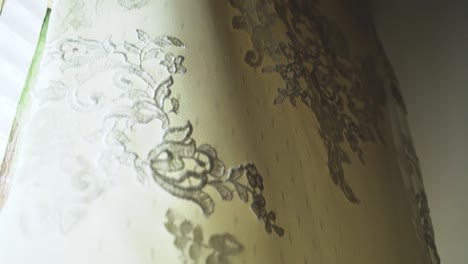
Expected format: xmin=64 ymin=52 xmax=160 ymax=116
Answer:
xmin=0 ymin=1 xmax=439 ymax=263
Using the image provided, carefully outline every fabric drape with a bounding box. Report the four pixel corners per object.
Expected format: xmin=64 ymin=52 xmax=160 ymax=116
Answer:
xmin=0 ymin=1 xmax=439 ymax=263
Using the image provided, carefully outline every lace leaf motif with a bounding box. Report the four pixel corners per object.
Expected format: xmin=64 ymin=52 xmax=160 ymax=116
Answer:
xmin=48 ymin=29 xmax=284 ymax=236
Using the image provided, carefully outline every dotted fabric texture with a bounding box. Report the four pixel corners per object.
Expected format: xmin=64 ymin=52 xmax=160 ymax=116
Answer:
xmin=0 ymin=1 xmax=439 ymax=263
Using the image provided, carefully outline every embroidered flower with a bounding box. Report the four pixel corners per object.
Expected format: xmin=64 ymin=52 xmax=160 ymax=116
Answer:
xmin=161 ymin=52 xmax=186 ymax=74
xmin=246 ymin=165 xmax=264 ymax=191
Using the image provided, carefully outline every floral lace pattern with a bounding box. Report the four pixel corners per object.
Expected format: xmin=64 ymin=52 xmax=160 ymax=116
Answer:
xmin=41 ymin=29 xmax=284 ymax=236
xmin=416 ymin=192 xmax=440 ymax=263
xmin=378 ymin=28 xmax=440 ymax=263
xmin=228 ymin=0 xmax=386 ymax=202
xmin=0 ymin=1 xmax=442 ymax=263
xmin=165 ymin=209 xmax=244 ymax=264
xmin=117 ymin=0 xmax=147 ymax=10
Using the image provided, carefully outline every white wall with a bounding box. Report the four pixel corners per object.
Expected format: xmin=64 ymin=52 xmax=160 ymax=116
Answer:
xmin=370 ymin=1 xmax=468 ymax=263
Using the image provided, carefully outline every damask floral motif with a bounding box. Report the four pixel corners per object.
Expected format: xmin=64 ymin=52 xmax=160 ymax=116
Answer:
xmin=228 ymin=0 xmax=386 ymax=202
xmin=416 ymin=191 xmax=440 ymax=264
xmin=165 ymin=209 xmax=244 ymax=264
xmin=46 ymin=29 xmax=283 ymax=236
xmin=58 ymin=156 xmax=106 ymax=233
xmin=53 ymin=0 xmax=93 ymax=33
xmin=118 ymin=0 xmax=147 ymax=10
xmin=66 ymin=0 xmax=93 ymax=29
xmin=148 ymin=125 xmax=284 ymax=236
xmin=382 ymin=36 xmax=440 ymax=263
xmin=386 ymin=83 xmax=440 ymax=263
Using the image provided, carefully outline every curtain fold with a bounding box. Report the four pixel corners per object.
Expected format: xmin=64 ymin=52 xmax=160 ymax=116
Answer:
xmin=0 ymin=1 xmax=439 ymax=263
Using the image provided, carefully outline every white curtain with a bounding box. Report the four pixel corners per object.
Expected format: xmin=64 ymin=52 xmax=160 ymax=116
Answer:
xmin=0 ymin=1 xmax=440 ymax=263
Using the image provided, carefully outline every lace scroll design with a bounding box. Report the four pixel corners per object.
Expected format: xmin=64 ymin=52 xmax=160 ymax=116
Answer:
xmin=228 ymin=0 xmax=386 ymax=202
xmin=42 ymin=29 xmax=284 ymax=236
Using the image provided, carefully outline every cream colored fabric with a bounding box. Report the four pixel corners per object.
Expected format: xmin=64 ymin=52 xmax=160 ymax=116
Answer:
xmin=0 ymin=0 xmax=439 ymax=263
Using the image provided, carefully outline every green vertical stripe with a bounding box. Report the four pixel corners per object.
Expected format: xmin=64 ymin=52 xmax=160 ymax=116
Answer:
xmin=17 ymin=8 xmax=51 ymax=110
xmin=0 ymin=8 xmax=51 ymax=206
